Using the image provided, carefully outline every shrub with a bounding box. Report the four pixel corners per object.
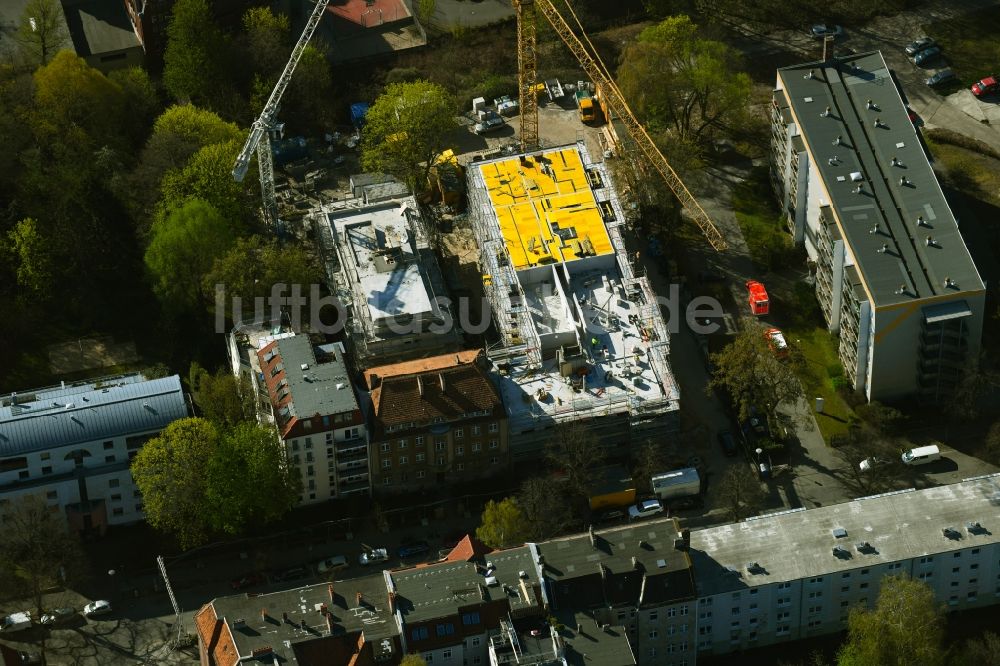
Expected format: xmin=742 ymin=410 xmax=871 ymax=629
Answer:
xmin=385 ymin=67 xmax=423 ymax=84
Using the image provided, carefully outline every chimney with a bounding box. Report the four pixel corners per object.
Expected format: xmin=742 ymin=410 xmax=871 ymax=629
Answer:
xmin=417 ymin=375 xmax=424 ymax=397
xmin=300 ymin=618 xmax=307 ymax=630
xmin=682 ymin=528 xmax=691 ymax=548
xmin=891 ymin=156 xmax=899 ymax=166
xmin=821 ymin=106 xmax=831 ymax=117
xmin=356 ymin=591 xmax=363 ymax=607
xmin=900 ymin=176 xmax=909 ymax=186
xmin=328 ymin=583 xmax=335 ymax=603
xmin=261 ymin=608 xmax=268 ymax=620
xmin=388 ymin=591 xmax=397 ymax=613
xmin=325 ymin=610 xmax=334 ymax=634
xmin=833 ymin=135 xmax=842 ymax=146
xmin=631 ymin=556 xmax=638 ymax=569
xmin=896 ymin=284 xmax=907 ymax=295
xmin=588 ymin=525 xmax=595 ymax=547
xmin=439 ymin=373 xmax=446 ymax=392
xmin=319 ymin=603 xmax=328 ymax=615
xmin=282 ymin=611 xmax=289 ymax=623
xmin=874 ymin=117 xmax=883 ymax=128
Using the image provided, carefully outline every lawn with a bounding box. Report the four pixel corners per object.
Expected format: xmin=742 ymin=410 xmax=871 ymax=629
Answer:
xmin=923 ymin=6 xmax=1000 ymax=86
xmin=925 ymin=136 xmax=1000 ymax=208
xmin=785 ymin=324 xmax=855 ymax=443
xmin=731 ymin=167 xmax=794 ymax=272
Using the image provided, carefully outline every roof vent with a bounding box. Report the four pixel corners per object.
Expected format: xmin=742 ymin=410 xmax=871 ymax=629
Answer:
xmin=301 ymin=363 xmax=309 ymax=371
xmin=746 ymin=562 xmax=764 ymax=574
xmin=942 ymin=527 xmax=961 ymax=540
xmin=854 ymin=183 xmax=864 ymax=194
xmin=966 ymin=521 xmax=985 ymax=535
xmin=944 ymin=277 xmax=954 ymax=288
xmin=891 ymin=156 xmax=901 ymax=167
xmin=878 ymin=243 xmax=889 ymax=254
xmin=866 ymin=99 xmax=877 ymax=110
xmin=855 ymin=541 xmax=873 ymax=554
xmin=850 ymin=171 xmax=863 ymax=182
xmin=926 ymin=236 xmax=937 ymax=247
xmin=874 ymin=117 xmax=884 ymax=128
xmin=900 ymin=176 xmax=909 ymax=186
xmin=821 ymin=106 xmax=831 ymax=117
xmin=896 ymin=284 xmax=907 ymax=296
xmin=806 ymin=69 xmax=816 ymax=79
xmin=519 ymin=570 xmax=528 ymax=579
xmin=828 ymin=156 xmax=839 ymax=166
xmin=916 ymin=215 xmax=926 ymax=226
xmin=833 ymin=135 xmax=843 ymax=146
xmin=832 ymin=545 xmax=850 ymax=558
xmin=870 ymin=224 xmax=879 ymax=235
xmin=832 ymin=527 xmax=848 ymax=539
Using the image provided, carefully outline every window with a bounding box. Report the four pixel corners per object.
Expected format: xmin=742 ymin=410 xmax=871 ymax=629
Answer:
xmin=808 ymin=577 xmax=824 ymax=584
xmin=109 ymin=479 xmax=120 ymax=488
xmin=383 ymin=477 xmax=391 ymax=486
xmin=399 ymin=456 xmax=408 ymax=465
xmin=953 ymin=567 xmax=961 ymax=573
xmin=411 ymin=627 xmax=429 ymax=640
xmin=749 ymin=603 xmax=757 ymax=610
xmin=435 ymin=441 xmax=446 ymax=451
xmin=382 ymin=460 xmax=391 ymax=468
xmin=972 ymin=548 xmax=980 ymax=555
xmin=456 ymin=446 xmax=464 ymax=456
xmin=649 ymin=630 xmax=658 ymax=639
xmin=750 ymin=588 xmax=758 ymax=595
xmin=840 ymin=600 xmax=850 ymax=607
xmin=668 ymin=626 xmax=676 ymax=635
xmin=437 ymin=456 xmax=446 ymax=466
xmin=841 ymin=586 xmax=850 ymax=593
xmin=472 ymin=425 xmax=481 ymax=435
xmin=103 ymin=441 xmax=114 ymax=450
xmin=435 ymin=623 xmax=455 ymax=636
xmin=955 ymin=552 xmax=962 ymax=558
xmin=920 ymin=556 xmax=934 ymax=564
xmin=472 ymin=443 xmax=482 ymax=452
xmin=698 ymin=626 xmax=712 ymax=635
xmin=970 ymin=578 xmax=978 ymax=585
xmin=860 ymin=583 xmax=869 ymax=590
xmin=730 ymin=621 xmax=740 ymax=628
xmin=41 ymin=466 xmax=52 ymax=475
xmin=400 ymin=472 xmax=408 ymax=482
xmin=777 ymin=582 xmax=791 ymax=590
xmin=455 ymin=429 xmax=464 ymax=439
xmin=732 ymin=592 xmax=741 ymax=601
xmin=731 ymin=608 xmax=740 ymax=616
xmin=472 ymin=637 xmax=480 ymax=647
xmin=967 ymin=592 xmax=978 ymax=601
xmin=489 ymin=422 xmax=499 ymax=433
xmin=648 ymin=611 xmax=658 ymax=622
xmin=667 ymin=608 xmax=676 ymax=618
xmin=808 ymin=591 xmax=822 ymax=599
xmin=698 ymin=611 xmax=712 ymax=620
xmin=861 ymin=568 xmax=869 ymax=575
xmin=416 ymin=453 xmax=426 ymax=462
xmin=416 ymin=471 xmax=426 ymax=479
xmin=776 ymin=625 xmax=791 ymax=636
xmin=112 ymin=508 xmax=124 ymax=516
xmin=949 ymin=596 xmax=959 ymax=606
xmin=972 ymin=564 xmax=979 ymax=570
xmin=489 ymin=440 xmax=499 ymax=449
xmin=442 ymin=650 xmax=452 ymax=659
xmin=490 ymin=456 xmax=500 ymax=465
xmin=456 ymin=463 xmax=465 ymax=471
xmin=398 ymin=439 xmax=408 ymax=449
xmin=919 ymin=572 xmax=933 ymax=580
xmin=777 ymin=611 xmax=790 ymax=620
xmin=110 ymin=493 xmax=122 ymax=501
xmin=648 ymin=648 xmax=656 ymax=658
xmin=380 ymin=443 xmax=390 ymax=453
xmin=305 ymin=438 xmax=313 ymax=448
xmin=416 ymin=436 xmax=424 ymax=445
xmin=700 ymin=597 xmax=713 ymax=605
xmin=46 ymin=491 xmax=57 ymax=500
xmin=777 ymin=596 xmax=790 ymax=607
xmin=462 ymin=612 xmax=480 ymax=625
xmin=136 ymin=503 xmax=144 ymax=512
xmin=808 ymin=606 xmax=822 ymax=614
xmin=307 ymin=465 xmax=314 ymax=476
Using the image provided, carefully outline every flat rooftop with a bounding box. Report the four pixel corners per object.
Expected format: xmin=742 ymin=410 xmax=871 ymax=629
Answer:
xmin=480 ymin=147 xmax=614 ymax=271
xmin=556 ymin=610 xmax=637 ymax=666
xmin=690 ymin=473 xmax=1000 ymax=597
xmin=390 ymin=546 xmax=541 ymax=623
xmin=778 ymin=51 xmax=984 ymax=306
xmin=265 ymin=335 xmax=359 ymax=419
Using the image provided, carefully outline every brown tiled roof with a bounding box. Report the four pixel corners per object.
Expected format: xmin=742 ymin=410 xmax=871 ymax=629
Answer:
xmin=365 ymin=349 xmax=483 ymax=387
xmin=443 ymin=535 xmax=493 ymax=563
xmin=195 ymin=603 xmax=238 ymax=666
xmin=369 ymin=357 xmax=502 ymax=428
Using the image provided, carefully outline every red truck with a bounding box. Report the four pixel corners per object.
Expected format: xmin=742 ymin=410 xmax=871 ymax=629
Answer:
xmin=746 ymin=280 xmax=770 ymax=316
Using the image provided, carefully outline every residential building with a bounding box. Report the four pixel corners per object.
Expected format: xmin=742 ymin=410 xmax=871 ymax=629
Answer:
xmin=365 ymin=350 xmax=507 ymax=493
xmin=316 ymin=183 xmax=459 ymax=364
xmin=465 ymin=142 xmax=681 ymax=460
xmin=62 ymin=0 xmax=143 ymax=72
xmin=123 ymin=0 xmax=247 ymax=65
xmin=311 ymin=0 xmax=426 ymax=63
xmin=255 ymin=333 xmax=370 ymax=503
xmin=0 ymin=373 xmax=188 ymax=535
xmin=770 ymin=51 xmax=985 ymax=401
xmin=689 ymin=474 xmax=1000 ymax=657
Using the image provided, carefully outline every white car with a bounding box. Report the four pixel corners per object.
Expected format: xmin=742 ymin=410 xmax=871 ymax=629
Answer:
xmin=628 ymin=499 xmax=664 ymax=520
xmin=859 ymin=457 xmax=887 ymax=472
xmin=83 ymin=600 xmax=112 ymax=617
xmin=359 ymin=548 xmax=389 ymax=566
xmin=316 ymin=555 xmax=349 ymax=573
xmin=0 ymin=611 xmax=32 ymax=632
xmin=40 ymin=608 xmax=75 ymax=625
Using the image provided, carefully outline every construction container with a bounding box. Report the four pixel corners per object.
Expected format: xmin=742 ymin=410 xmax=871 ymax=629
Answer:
xmin=651 ymin=468 xmax=701 ymax=501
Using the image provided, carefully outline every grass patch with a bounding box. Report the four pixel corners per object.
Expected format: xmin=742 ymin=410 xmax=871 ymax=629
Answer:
xmin=785 ymin=324 xmax=856 ymax=443
xmin=731 ymin=166 xmax=794 ymax=272
xmin=923 ymin=6 xmax=1000 ymax=86
xmin=925 ymin=137 xmax=1000 ymax=208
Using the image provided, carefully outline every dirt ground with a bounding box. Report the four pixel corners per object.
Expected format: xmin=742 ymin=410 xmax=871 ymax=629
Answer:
xmin=47 ymin=337 xmax=138 ymax=375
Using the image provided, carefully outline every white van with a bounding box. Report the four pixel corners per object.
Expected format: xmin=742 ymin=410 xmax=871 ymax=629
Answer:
xmin=901 ymin=444 xmax=941 ymax=466
xmin=1 ymin=611 xmax=32 ymax=633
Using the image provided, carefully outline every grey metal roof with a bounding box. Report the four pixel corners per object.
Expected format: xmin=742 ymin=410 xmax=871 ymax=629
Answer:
xmin=778 ymin=51 xmax=984 ymax=307
xmin=0 ymin=374 xmax=187 ymax=457
xmin=689 ymin=474 xmax=1000 ymax=597
xmin=272 ymin=336 xmax=360 ymax=419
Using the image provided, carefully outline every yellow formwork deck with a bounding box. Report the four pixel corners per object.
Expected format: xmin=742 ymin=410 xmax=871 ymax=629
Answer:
xmin=480 ymin=147 xmax=614 ymax=271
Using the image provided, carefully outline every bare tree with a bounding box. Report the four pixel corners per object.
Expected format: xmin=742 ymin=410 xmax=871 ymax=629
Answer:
xmin=14 ymin=0 xmax=70 ymax=67
xmin=631 ymin=440 xmax=669 ymax=494
xmin=717 ymin=465 xmax=766 ymax=522
xmin=517 ymin=477 xmax=576 ymax=541
xmin=0 ymin=495 xmax=87 ymax=615
xmin=545 ymin=422 xmax=606 ymax=504
xmin=833 ymin=426 xmax=906 ymax=497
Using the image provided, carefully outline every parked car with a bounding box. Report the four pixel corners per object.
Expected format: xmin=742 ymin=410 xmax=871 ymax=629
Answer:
xmin=667 ymin=496 xmax=703 ymax=511
xmin=83 ymin=600 xmax=112 ymax=618
xmin=901 ymin=444 xmax=941 ymax=466
xmin=316 ymin=555 xmax=349 ymax=574
xmin=904 ymin=37 xmax=935 ymax=56
xmin=765 ymin=328 xmax=789 ymax=358
xmin=230 ymin=572 xmax=267 ymax=591
xmin=398 ymin=540 xmax=431 ymax=559
xmin=913 ymin=46 xmax=941 ymax=66
xmin=926 ymin=69 xmax=957 ymax=87
xmin=746 ymin=406 xmax=770 ymax=438
xmin=717 ymin=429 xmax=738 ymax=457
xmin=971 ymin=76 xmax=999 ymax=97
xmin=595 ymin=508 xmax=626 ymax=523
xmin=474 ymin=110 xmax=505 ymax=135
xmin=1 ymin=611 xmax=32 ymax=633
xmin=859 ymin=457 xmax=888 ymax=472
xmin=39 ymin=608 xmax=76 ymax=626
xmin=811 ymin=24 xmax=843 ymax=40
xmin=273 ymin=566 xmax=310 ymax=582
xmin=359 ymin=548 xmax=389 ymax=566
xmin=629 ymin=499 xmax=664 ymax=520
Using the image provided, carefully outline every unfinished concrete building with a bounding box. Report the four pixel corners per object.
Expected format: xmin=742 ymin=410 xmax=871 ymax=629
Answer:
xmin=316 ymin=180 xmax=459 ymax=364
xmin=466 ymin=142 xmax=680 ymax=461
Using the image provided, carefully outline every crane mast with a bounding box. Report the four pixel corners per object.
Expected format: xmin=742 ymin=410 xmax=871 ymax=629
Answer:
xmin=519 ymin=0 xmax=728 ymax=251
xmin=514 ymin=0 xmax=539 ymax=151
xmin=232 ymin=0 xmax=331 ymax=228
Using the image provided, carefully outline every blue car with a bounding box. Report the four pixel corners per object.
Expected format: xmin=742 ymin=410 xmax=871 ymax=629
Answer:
xmin=398 ymin=541 xmax=430 ymax=559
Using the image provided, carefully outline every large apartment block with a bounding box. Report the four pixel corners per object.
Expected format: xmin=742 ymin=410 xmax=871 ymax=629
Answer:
xmin=365 ymin=350 xmax=508 ymax=493
xmin=770 ymin=51 xmax=985 ymax=401
xmin=465 ymin=142 xmax=680 ymax=460
xmin=0 ymin=373 xmax=188 ymax=535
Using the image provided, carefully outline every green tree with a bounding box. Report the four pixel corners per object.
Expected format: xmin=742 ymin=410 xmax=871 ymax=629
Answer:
xmin=158 ymin=138 xmax=250 ymax=228
xmin=709 ymin=321 xmax=803 ymax=422
xmin=401 ymin=656 xmax=428 ymax=666
xmin=717 ymin=464 xmax=765 ymax=522
xmin=832 ymin=426 xmax=904 ymax=497
xmin=205 ymin=423 xmax=301 ymax=536
xmin=286 ymin=44 xmax=334 ymax=127
xmin=144 ymin=198 xmax=236 ymax=312
xmin=837 ymin=575 xmax=945 ymax=666
xmin=131 ymin=418 xmax=219 ymax=548
xmin=984 ymin=419 xmax=1000 ymax=465
xmin=6 ymin=218 xmax=53 ymax=299
xmin=188 ymin=362 xmax=255 ymax=429
xmin=953 ymin=631 xmax=1000 ymax=666
xmin=476 ymin=498 xmax=528 ymax=549
xmin=0 ymin=495 xmax=87 ymax=616
xmin=243 ymin=7 xmax=290 ymax=78
xmin=617 ymin=15 xmax=751 ymax=143
xmin=361 ymin=80 xmax=456 ymax=192
xmin=108 ymin=67 xmax=160 ymax=146
xmin=14 ymin=0 xmax=69 ymax=66
xmin=163 ymin=0 xmax=225 ymax=105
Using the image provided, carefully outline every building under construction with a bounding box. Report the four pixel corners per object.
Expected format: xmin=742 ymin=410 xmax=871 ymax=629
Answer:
xmin=467 ymin=141 xmax=680 ymax=461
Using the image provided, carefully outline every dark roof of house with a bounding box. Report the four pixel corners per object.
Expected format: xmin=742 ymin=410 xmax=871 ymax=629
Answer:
xmin=63 ymin=0 xmax=140 ymax=56
xmin=777 ymin=51 xmax=983 ymax=307
xmin=556 ymin=609 xmax=637 ymax=666
xmin=367 ymin=350 xmax=502 ymax=429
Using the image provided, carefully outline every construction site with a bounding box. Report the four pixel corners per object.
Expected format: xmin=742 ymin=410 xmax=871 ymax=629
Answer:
xmin=467 ymin=141 xmax=681 ymax=460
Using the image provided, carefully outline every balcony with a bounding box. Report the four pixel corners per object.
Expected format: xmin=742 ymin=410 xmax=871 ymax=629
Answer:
xmin=335 ymin=437 xmax=367 ymax=455
xmin=338 ymin=478 xmax=370 ymax=495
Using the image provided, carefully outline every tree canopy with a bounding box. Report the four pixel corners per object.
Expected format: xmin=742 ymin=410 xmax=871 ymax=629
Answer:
xmin=837 ymin=575 xmax=945 ymax=666
xmin=158 ymin=138 xmax=249 ymax=227
xmin=6 ymin=218 xmax=53 ymax=300
xmin=13 ymin=0 xmax=70 ymax=67
xmin=361 ymin=80 xmax=456 ymax=192
xmin=545 ymin=422 xmax=606 ymax=507
xmin=131 ymin=417 xmax=299 ymax=548
xmin=517 ymin=477 xmax=575 ymax=541
xmin=476 ymin=498 xmax=529 ymax=549
xmin=717 ymin=464 xmax=765 ymax=522
xmin=188 ymin=362 xmax=255 ymax=429
xmin=163 ymin=0 xmax=226 ymax=106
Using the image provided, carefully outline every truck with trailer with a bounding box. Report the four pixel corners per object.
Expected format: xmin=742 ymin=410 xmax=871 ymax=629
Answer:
xmin=651 ymin=468 xmax=701 ymax=502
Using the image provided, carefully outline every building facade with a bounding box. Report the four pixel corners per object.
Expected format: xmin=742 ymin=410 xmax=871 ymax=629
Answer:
xmin=366 ymin=350 xmax=508 ymax=493
xmin=0 ymin=373 xmax=188 ymax=535
xmin=770 ymin=51 xmax=985 ymax=401
xmin=255 ymin=333 xmax=370 ymax=504
xmin=465 ymin=142 xmax=681 ymax=460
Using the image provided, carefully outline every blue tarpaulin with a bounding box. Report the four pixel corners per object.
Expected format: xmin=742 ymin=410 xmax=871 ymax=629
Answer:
xmin=350 ymin=102 xmax=370 ymax=129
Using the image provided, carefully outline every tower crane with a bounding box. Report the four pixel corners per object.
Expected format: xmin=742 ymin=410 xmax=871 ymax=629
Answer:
xmin=512 ymin=0 xmax=728 ymax=251
xmin=232 ymin=0 xmax=331 ymax=228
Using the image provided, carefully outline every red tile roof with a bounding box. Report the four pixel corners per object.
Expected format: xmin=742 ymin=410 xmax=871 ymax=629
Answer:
xmin=195 ymin=603 xmax=238 ymax=666
xmin=443 ymin=535 xmax=493 ymax=563
xmin=367 ymin=350 xmax=502 ymax=430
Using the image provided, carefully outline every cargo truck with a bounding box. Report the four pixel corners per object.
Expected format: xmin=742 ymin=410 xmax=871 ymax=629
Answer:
xmin=651 ymin=468 xmax=701 ymax=501
xmin=575 ymin=88 xmax=595 ymax=123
